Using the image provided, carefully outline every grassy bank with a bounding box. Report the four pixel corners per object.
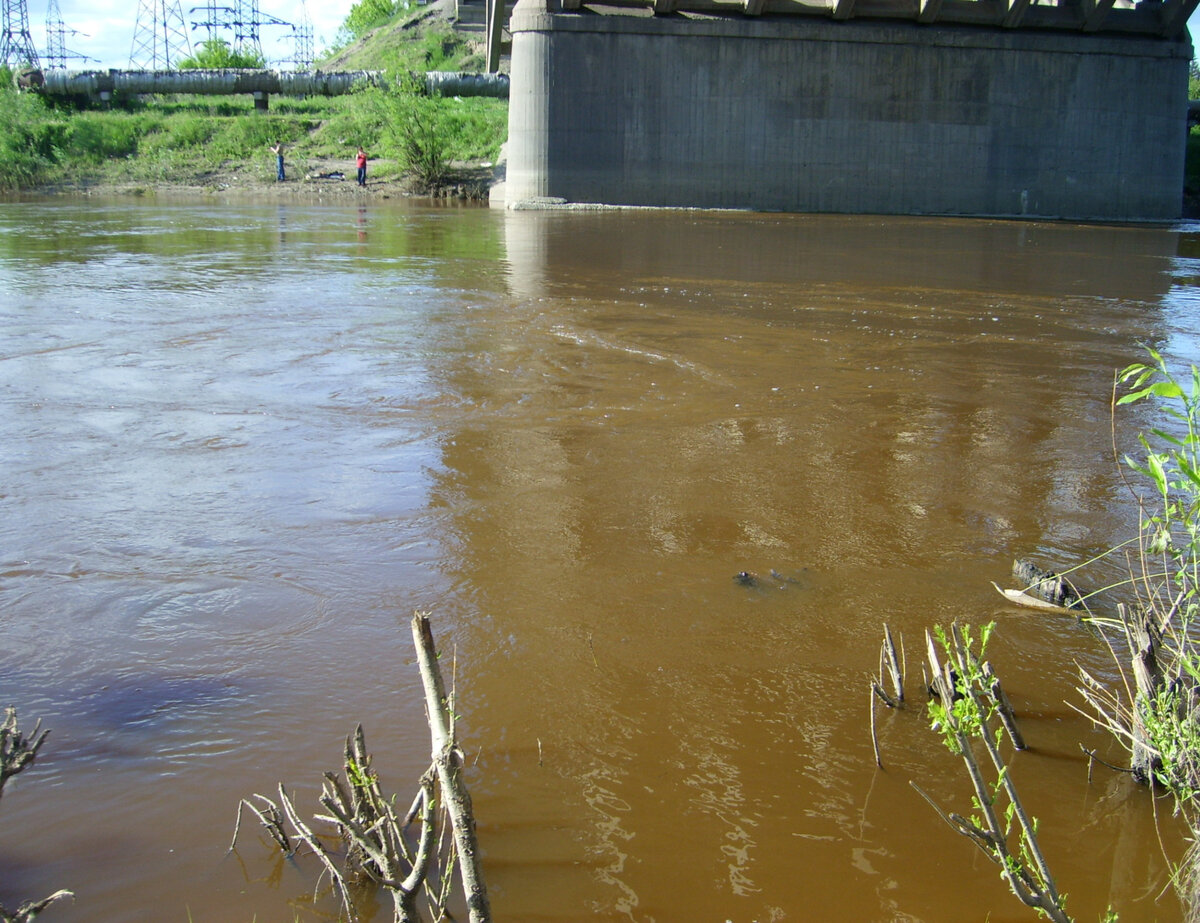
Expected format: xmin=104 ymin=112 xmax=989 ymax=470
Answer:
xmin=0 ymin=78 xmax=507 ymax=193
xmin=0 ymin=7 xmax=507 ymax=194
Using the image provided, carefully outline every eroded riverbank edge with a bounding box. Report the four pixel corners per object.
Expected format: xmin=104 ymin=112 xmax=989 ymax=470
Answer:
xmin=16 ymin=157 xmax=498 ymax=205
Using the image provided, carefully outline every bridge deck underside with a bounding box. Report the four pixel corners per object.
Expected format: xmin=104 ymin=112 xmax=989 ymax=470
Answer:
xmin=561 ymin=0 xmax=1199 ymax=39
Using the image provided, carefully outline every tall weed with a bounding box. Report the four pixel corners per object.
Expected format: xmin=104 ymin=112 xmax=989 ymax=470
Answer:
xmin=207 ymin=116 xmax=309 ymax=160
xmin=319 ymin=85 xmax=391 ymax=153
xmin=63 ymin=113 xmax=147 ymax=161
xmin=0 ymin=81 xmax=64 ymax=188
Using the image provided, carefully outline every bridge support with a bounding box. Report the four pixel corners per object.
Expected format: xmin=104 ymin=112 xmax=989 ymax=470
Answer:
xmin=504 ymin=2 xmax=1192 ymax=220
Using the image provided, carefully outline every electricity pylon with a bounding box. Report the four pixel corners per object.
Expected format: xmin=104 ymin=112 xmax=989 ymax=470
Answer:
xmin=293 ymin=0 xmax=313 ymax=70
xmin=45 ymin=0 xmax=95 ymax=70
xmin=130 ymin=0 xmax=193 ymax=69
xmin=0 ymin=0 xmax=41 ymax=69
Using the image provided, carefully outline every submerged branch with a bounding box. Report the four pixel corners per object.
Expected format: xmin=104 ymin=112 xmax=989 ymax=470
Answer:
xmin=412 ymin=611 xmax=492 ymax=923
xmin=0 ymin=706 xmax=50 ymax=799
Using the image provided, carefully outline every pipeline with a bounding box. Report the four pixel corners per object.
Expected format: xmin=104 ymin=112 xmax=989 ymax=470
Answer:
xmin=31 ymin=68 xmax=509 ymax=103
xmin=423 ymin=71 xmax=509 ymax=98
xmin=34 ymin=69 xmax=384 ymax=104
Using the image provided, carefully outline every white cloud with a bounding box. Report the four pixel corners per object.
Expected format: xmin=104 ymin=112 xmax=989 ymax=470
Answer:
xmin=39 ymin=0 xmax=351 ymax=69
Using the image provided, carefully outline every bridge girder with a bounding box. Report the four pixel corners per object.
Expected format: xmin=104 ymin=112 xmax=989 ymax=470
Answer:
xmin=579 ymin=0 xmax=1200 ymax=40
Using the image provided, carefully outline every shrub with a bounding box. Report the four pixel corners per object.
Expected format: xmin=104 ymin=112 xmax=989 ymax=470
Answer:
xmin=178 ymin=39 xmax=266 ymax=69
xmin=386 ymin=83 xmax=448 ymax=187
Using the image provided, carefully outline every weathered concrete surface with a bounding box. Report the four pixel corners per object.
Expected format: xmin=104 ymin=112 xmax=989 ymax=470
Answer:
xmin=504 ymin=4 xmax=1192 ymax=219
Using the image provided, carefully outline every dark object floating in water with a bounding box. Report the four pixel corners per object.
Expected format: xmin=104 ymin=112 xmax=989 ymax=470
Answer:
xmin=734 ymin=569 xmax=804 ymax=590
xmin=1004 ymin=558 xmax=1085 ymax=610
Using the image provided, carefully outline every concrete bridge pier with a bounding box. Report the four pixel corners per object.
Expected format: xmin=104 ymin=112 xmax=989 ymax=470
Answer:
xmin=503 ymin=0 xmax=1192 ymax=220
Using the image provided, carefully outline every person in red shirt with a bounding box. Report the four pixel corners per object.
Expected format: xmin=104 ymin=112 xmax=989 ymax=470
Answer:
xmin=356 ymin=147 xmax=368 ymax=187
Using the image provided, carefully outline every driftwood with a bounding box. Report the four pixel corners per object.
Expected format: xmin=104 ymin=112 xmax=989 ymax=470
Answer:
xmin=1011 ymin=559 xmax=1083 ymax=609
xmin=412 ymin=612 xmax=492 ymax=923
xmin=232 ymin=613 xmax=491 ymax=923
xmin=992 ymin=583 xmax=1075 ymax=614
xmin=0 ymin=706 xmax=49 ymax=799
xmin=0 ymin=707 xmax=73 ymax=923
xmin=0 ymin=891 xmax=74 ymax=923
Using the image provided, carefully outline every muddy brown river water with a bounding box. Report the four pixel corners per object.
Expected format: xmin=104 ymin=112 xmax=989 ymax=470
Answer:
xmin=3 ymin=200 xmax=1200 ymax=922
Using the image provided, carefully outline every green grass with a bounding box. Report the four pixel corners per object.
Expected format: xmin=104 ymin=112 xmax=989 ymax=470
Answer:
xmin=0 ymin=75 xmax=507 ymax=191
xmin=320 ymin=6 xmax=485 ymax=74
xmin=0 ymin=2 xmax=506 ymax=194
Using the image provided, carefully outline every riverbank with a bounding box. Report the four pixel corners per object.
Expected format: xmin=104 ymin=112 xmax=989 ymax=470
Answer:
xmin=21 ymin=156 xmax=497 ymax=203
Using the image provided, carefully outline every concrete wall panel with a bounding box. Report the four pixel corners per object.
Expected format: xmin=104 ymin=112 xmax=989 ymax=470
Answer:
xmin=505 ymin=4 xmax=1192 ymax=219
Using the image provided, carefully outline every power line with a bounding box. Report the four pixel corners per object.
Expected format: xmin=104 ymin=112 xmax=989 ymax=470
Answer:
xmin=188 ymin=0 xmax=293 ymax=64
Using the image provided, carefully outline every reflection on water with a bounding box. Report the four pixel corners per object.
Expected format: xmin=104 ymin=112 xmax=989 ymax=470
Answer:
xmin=1 ymin=199 xmax=1199 ymax=922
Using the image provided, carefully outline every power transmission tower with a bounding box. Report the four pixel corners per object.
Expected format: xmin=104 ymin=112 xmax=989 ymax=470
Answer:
xmin=45 ymin=0 xmax=95 ymax=69
xmin=0 ymin=0 xmax=41 ymax=69
xmin=191 ymin=0 xmax=225 ymax=44
xmin=130 ymin=0 xmax=193 ymax=69
xmin=188 ymin=0 xmax=291 ymax=64
xmin=293 ymin=0 xmax=313 ymax=71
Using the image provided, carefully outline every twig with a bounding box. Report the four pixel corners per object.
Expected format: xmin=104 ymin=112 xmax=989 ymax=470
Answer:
xmin=883 ymin=624 xmax=904 ymax=703
xmin=982 ymin=661 xmax=1025 ymax=751
xmin=230 ymin=794 xmax=292 ymax=854
xmin=1079 ymin=745 xmax=1136 ymax=776
xmin=869 ymin=686 xmax=883 ymax=770
xmin=276 ymin=783 xmax=357 ymax=923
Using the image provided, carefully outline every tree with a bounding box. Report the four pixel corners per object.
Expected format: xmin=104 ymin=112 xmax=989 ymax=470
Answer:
xmin=177 ymin=39 xmax=266 ymax=70
xmin=335 ymin=0 xmax=405 ymax=46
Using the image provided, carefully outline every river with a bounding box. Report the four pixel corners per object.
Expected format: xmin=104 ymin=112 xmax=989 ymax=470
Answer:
xmin=2 ymin=198 xmax=1199 ymax=922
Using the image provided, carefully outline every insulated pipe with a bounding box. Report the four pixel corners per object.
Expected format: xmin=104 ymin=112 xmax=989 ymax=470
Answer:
xmin=35 ymin=69 xmax=384 ymax=100
xmin=423 ymin=71 xmax=510 ymax=98
xmin=34 ymin=69 xmax=510 ymax=101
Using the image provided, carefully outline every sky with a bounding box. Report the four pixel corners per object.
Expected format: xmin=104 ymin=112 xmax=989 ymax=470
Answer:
xmin=28 ymin=0 xmax=351 ymax=69
xmin=14 ymin=0 xmax=1200 ymax=70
